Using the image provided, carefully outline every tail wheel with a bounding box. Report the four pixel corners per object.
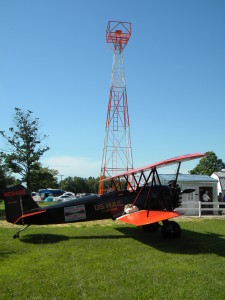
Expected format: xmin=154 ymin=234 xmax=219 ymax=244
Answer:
xmin=161 ymin=221 xmax=181 ymax=239
xmin=142 ymin=222 xmax=159 ymax=233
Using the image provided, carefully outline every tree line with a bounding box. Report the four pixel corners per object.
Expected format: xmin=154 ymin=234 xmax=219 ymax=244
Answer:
xmin=0 ymin=108 xmax=103 ymax=196
xmin=0 ymin=108 xmax=224 ymax=197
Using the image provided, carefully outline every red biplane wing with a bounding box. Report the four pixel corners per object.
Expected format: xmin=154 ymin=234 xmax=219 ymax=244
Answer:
xmin=101 ymin=153 xmax=205 ymax=226
xmin=101 ymin=153 xmax=206 ymax=181
xmin=117 ymin=210 xmax=182 ymax=226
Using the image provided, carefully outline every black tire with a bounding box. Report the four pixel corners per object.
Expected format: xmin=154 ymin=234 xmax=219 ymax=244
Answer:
xmin=161 ymin=221 xmax=181 ymax=239
xmin=142 ymin=222 xmax=159 ymax=233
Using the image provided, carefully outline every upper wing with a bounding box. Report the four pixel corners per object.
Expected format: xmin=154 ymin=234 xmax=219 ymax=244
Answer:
xmin=117 ymin=210 xmax=182 ymax=226
xmin=101 ymin=153 xmax=206 ymax=182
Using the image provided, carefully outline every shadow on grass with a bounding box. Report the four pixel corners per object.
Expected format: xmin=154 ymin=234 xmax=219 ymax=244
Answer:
xmin=116 ymin=227 xmax=225 ymax=257
xmin=20 ymin=234 xmax=69 ymax=244
xmin=19 ymin=227 xmax=225 ymax=257
xmin=20 ymin=233 xmax=127 ymax=244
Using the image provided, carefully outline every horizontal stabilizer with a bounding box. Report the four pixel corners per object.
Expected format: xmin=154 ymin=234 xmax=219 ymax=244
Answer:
xmin=14 ymin=210 xmax=46 ymax=225
xmin=117 ymin=210 xmax=182 ymax=226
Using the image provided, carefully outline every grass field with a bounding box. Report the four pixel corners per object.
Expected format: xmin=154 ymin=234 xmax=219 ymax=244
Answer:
xmin=0 ymin=204 xmax=225 ymax=299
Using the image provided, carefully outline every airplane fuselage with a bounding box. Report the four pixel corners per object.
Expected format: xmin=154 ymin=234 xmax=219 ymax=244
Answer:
xmin=15 ymin=185 xmax=179 ymax=225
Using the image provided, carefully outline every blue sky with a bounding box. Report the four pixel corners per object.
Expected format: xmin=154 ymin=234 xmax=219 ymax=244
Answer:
xmin=0 ymin=0 xmax=225 ymax=179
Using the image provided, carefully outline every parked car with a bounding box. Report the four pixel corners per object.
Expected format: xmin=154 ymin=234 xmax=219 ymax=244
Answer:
xmin=76 ymin=193 xmax=95 ymax=198
xmin=38 ymin=189 xmax=64 ymax=201
xmin=76 ymin=193 xmax=87 ymax=198
xmin=63 ymin=192 xmax=76 ymax=198
xmin=53 ymin=195 xmax=76 ymax=203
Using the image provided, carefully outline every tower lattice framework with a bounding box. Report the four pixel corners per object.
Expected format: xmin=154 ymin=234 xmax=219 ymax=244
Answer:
xmin=99 ymin=21 xmax=133 ymax=194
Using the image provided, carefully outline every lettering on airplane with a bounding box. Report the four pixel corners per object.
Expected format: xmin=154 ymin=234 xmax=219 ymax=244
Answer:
xmin=4 ymin=190 xmax=26 ymax=197
xmin=94 ymin=201 xmax=123 ymax=213
xmin=64 ymin=205 xmax=86 ymax=222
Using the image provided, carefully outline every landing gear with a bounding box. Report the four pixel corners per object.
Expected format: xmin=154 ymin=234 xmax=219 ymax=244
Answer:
xmin=142 ymin=222 xmax=159 ymax=232
xmin=161 ymin=221 xmax=181 ymax=239
xmin=13 ymin=225 xmax=30 ymax=239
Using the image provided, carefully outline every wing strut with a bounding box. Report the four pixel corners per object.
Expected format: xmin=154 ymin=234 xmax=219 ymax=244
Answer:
xmin=146 ymin=169 xmax=156 ymax=217
xmin=132 ymin=167 xmax=165 ymax=214
xmin=175 ymin=162 xmax=181 ymax=184
xmin=124 ymin=175 xmax=135 ymax=192
xmin=132 ymin=168 xmax=154 ymax=206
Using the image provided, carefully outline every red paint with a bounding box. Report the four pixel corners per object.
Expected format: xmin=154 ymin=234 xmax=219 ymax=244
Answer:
xmin=14 ymin=210 xmax=46 ymax=224
xmin=4 ymin=189 xmax=26 ymax=197
xmin=102 ymin=153 xmax=206 ymax=182
xmin=117 ymin=210 xmax=182 ymax=226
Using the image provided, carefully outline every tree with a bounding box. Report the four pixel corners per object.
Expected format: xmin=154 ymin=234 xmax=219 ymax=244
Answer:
xmin=61 ymin=176 xmax=90 ymax=194
xmin=61 ymin=176 xmax=75 ymax=193
xmin=86 ymin=176 xmax=100 ymax=194
xmin=61 ymin=176 xmax=109 ymax=194
xmin=0 ymin=108 xmax=49 ymax=190
xmin=189 ymin=151 xmax=225 ymax=176
xmin=0 ymin=158 xmax=17 ymax=197
xmin=30 ymin=163 xmax=59 ymax=191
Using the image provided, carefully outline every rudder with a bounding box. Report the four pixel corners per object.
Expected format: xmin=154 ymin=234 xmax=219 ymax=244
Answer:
xmin=4 ymin=185 xmax=39 ymax=224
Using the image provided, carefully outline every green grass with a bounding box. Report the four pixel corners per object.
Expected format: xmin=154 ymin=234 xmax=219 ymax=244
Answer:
xmin=0 ymin=204 xmax=225 ymax=299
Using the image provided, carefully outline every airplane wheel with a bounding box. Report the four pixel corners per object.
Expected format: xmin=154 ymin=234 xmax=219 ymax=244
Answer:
xmin=161 ymin=221 xmax=181 ymax=239
xmin=142 ymin=222 xmax=159 ymax=232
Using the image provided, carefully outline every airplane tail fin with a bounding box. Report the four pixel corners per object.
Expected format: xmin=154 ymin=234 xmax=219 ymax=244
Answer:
xmin=3 ymin=185 xmax=39 ymax=224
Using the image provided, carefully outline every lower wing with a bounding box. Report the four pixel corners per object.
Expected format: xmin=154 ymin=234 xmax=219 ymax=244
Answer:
xmin=117 ymin=210 xmax=182 ymax=226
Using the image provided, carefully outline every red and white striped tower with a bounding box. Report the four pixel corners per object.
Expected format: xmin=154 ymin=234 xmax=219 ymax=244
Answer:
xmin=99 ymin=21 xmax=133 ymax=194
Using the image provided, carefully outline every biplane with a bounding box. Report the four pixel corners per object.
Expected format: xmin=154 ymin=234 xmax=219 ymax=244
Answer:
xmin=3 ymin=153 xmax=206 ymax=239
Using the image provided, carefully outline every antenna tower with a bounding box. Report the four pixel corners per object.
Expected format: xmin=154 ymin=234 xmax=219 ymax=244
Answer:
xmin=99 ymin=21 xmax=133 ymax=194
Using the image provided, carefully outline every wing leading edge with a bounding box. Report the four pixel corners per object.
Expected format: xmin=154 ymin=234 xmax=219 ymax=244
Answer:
xmin=101 ymin=153 xmax=206 ymax=182
xmin=117 ymin=210 xmax=182 ymax=226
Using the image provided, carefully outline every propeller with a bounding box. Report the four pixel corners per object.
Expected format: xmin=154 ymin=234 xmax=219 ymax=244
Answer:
xmin=167 ymin=180 xmax=195 ymax=210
